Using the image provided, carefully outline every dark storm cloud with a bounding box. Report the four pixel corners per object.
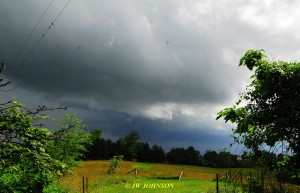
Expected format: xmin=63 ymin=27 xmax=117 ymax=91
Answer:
xmin=1 ymin=0 xmax=300 ymax=151
xmin=2 ymin=0 xmax=237 ymax=111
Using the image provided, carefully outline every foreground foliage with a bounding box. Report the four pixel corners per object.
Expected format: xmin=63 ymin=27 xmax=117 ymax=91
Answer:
xmin=0 ymin=98 xmax=91 ymax=192
xmin=0 ymin=100 xmax=55 ymax=192
xmin=217 ymin=50 xmax=300 ymax=179
xmin=46 ymin=114 xmax=92 ymax=175
xmin=107 ymin=155 xmax=123 ymax=175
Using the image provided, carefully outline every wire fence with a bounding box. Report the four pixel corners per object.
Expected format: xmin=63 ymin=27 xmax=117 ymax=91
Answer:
xmin=71 ymin=166 xmax=216 ymax=180
xmin=123 ymin=167 xmax=215 ymax=180
xmin=59 ymin=161 xmax=300 ymax=192
xmin=59 ymin=164 xmax=217 ymax=192
xmin=215 ymin=170 xmax=300 ymax=193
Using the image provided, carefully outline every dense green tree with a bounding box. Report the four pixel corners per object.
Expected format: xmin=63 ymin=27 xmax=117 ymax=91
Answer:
xmin=85 ymin=129 xmax=103 ymax=160
xmin=167 ymin=148 xmax=186 ymax=164
xmin=217 ymin=50 xmax=300 ymax=175
xmin=203 ymin=150 xmax=218 ymax=167
xmin=137 ymin=142 xmax=152 ymax=162
xmin=104 ymin=139 xmax=117 ymax=159
xmin=216 ymin=151 xmax=238 ymax=168
xmin=257 ymin=151 xmax=278 ymax=169
xmin=167 ymin=147 xmax=201 ymax=165
xmin=116 ymin=130 xmax=143 ymax=160
xmin=0 ymin=69 xmax=84 ymax=191
xmin=185 ymin=146 xmax=202 ymax=165
xmin=238 ymin=151 xmax=255 ymax=168
xmin=151 ymin=145 xmax=166 ymax=163
xmin=45 ymin=114 xmax=91 ymax=175
xmin=0 ymin=100 xmax=57 ymax=192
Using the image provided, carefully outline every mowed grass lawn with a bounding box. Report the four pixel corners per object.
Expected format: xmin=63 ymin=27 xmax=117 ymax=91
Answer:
xmin=58 ymin=161 xmax=242 ymax=193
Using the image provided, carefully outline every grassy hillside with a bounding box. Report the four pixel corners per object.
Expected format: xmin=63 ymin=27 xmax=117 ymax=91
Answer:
xmin=57 ymin=161 xmax=242 ymax=192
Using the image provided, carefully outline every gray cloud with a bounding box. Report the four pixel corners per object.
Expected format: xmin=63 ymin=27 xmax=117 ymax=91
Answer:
xmin=4 ymin=1 xmax=237 ymax=107
xmin=1 ymin=0 xmax=300 ymax=151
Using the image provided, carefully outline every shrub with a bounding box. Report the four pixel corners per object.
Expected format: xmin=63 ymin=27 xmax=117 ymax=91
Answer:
xmin=0 ymin=100 xmax=55 ymax=192
xmin=107 ymin=155 xmax=123 ymax=175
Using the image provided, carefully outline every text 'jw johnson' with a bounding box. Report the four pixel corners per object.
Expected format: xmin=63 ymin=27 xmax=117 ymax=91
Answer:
xmin=125 ymin=183 xmax=175 ymax=189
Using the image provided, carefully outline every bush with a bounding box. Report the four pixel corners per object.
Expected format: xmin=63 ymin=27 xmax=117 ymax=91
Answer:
xmin=0 ymin=100 xmax=56 ymax=192
xmin=244 ymin=175 xmax=264 ymax=193
xmin=107 ymin=155 xmax=123 ymax=175
xmin=43 ymin=183 xmax=71 ymax=193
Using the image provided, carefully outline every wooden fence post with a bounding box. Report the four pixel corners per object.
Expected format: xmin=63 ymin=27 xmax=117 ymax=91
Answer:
xmin=86 ymin=177 xmax=88 ymax=193
xmin=216 ymin=173 xmax=219 ymax=193
xmin=179 ymin=170 xmax=183 ymax=180
xmin=261 ymin=172 xmax=264 ymax=188
xmin=279 ymin=172 xmax=282 ymax=191
xmin=82 ymin=177 xmax=85 ymax=193
xmin=240 ymin=171 xmax=243 ymax=184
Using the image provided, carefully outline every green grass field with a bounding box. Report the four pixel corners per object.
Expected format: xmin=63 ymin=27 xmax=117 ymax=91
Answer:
xmin=52 ymin=161 xmax=300 ymax=192
xmin=88 ymin=177 xmax=240 ymax=193
xmin=57 ymin=161 xmax=243 ymax=193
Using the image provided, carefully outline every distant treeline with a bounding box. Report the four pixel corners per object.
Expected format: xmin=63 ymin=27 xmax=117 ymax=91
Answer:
xmin=83 ymin=130 xmax=253 ymax=168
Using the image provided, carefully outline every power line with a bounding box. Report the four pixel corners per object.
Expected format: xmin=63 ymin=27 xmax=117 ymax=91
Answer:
xmin=53 ymin=0 xmax=72 ymax=24
xmin=10 ymin=0 xmax=55 ymax=68
xmin=11 ymin=0 xmax=72 ymax=78
xmin=12 ymin=35 xmax=44 ymax=76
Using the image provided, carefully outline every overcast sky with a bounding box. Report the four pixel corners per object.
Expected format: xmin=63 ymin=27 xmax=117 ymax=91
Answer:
xmin=1 ymin=0 xmax=300 ymax=154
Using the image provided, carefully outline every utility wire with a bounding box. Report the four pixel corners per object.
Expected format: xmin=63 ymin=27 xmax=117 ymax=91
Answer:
xmin=10 ymin=0 xmax=55 ymax=68
xmin=11 ymin=0 xmax=72 ymax=78
xmin=12 ymin=35 xmax=44 ymax=76
xmin=53 ymin=0 xmax=71 ymax=24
